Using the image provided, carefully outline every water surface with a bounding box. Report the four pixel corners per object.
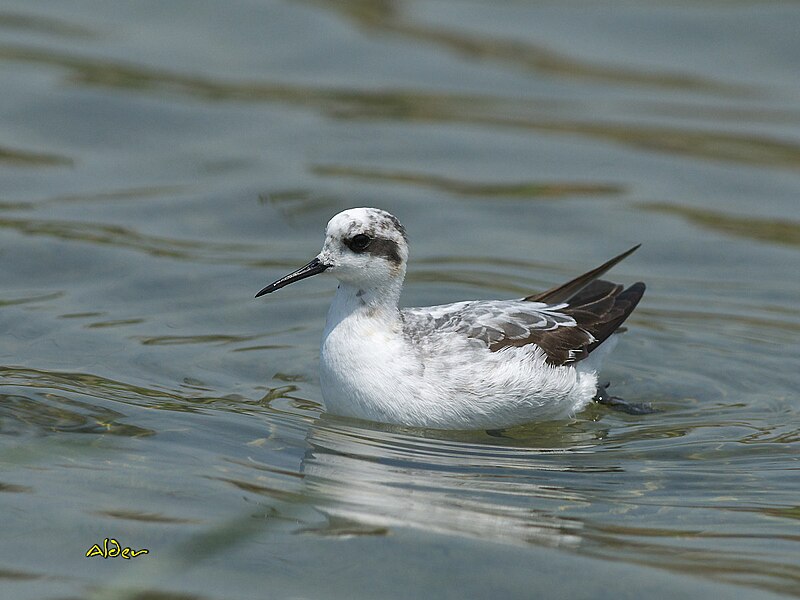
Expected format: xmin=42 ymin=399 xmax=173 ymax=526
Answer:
xmin=1 ymin=1 xmax=799 ymax=599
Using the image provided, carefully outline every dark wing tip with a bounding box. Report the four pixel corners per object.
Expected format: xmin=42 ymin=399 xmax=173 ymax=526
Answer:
xmin=581 ymin=281 xmax=645 ymax=356
xmin=491 ymin=280 xmax=646 ymax=367
xmin=526 ymin=245 xmax=641 ymax=304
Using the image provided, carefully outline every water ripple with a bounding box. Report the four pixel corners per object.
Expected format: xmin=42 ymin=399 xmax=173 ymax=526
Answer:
xmin=0 ymin=144 xmax=73 ymax=167
xmin=1 ymin=44 xmax=797 ymax=169
xmin=312 ymin=164 xmax=625 ymax=199
xmin=645 ymin=203 xmax=800 ymax=248
xmin=308 ymin=0 xmax=756 ymax=96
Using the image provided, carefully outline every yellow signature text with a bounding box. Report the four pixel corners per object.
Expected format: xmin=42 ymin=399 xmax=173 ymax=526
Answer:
xmin=86 ymin=538 xmax=149 ymax=559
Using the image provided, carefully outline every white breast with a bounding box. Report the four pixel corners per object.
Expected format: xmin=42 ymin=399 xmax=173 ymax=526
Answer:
xmin=320 ymin=307 xmax=423 ymax=424
xmin=317 ymin=282 xmax=600 ymax=429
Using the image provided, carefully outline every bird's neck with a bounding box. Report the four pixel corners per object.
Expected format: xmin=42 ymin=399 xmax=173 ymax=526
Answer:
xmin=327 ymin=278 xmax=403 ymax=326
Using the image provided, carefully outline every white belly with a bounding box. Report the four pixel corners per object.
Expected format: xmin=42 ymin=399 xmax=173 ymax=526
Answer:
xmin=319 ymin=312 xmax=599 ymax=430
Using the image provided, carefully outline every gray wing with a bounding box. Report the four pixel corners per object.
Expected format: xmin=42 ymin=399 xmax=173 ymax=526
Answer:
xmin=401 ymin=299 xmax=591 ymax=365
xmin=401 ymin=246 xmax=646 ymax=366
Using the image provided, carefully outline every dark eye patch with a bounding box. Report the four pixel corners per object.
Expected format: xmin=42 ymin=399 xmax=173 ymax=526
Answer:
xmin=344 ymin=233 xmax=403 ymax=266
xmin=347 ymin=234 xmax=372 ymax=252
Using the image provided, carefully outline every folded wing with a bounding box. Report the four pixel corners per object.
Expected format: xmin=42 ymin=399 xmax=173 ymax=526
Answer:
xmin=401 ymin=246 xmax=645 ymax=367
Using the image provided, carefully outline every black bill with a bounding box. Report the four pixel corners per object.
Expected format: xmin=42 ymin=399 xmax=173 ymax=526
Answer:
xmin=255 ymin=257 xmax=329 ymax=297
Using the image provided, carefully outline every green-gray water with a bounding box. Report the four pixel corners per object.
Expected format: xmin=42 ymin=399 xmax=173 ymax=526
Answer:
xmin=1 ymin=1 xmax=799 ymax=598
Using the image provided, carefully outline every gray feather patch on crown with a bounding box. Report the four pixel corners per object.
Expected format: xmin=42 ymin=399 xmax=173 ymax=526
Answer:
xmin=341 ymin=209 xmax=408 ymax=265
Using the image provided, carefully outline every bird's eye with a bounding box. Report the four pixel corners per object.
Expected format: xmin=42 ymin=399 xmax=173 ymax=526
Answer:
xmin=350 ymin=234 xmax=372 ymax=252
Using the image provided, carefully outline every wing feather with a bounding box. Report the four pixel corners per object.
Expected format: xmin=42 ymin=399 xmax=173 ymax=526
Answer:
xmin=401 ymin=248 xmax=645 ymax=367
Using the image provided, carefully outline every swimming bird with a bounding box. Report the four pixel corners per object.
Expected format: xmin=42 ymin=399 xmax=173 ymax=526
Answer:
xmin=256 ymin=208 xmax=645 ymax=430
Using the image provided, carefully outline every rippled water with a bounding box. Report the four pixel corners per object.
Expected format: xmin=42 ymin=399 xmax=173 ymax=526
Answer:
xmin=1 ymin=1 xmax=799 ymax=599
